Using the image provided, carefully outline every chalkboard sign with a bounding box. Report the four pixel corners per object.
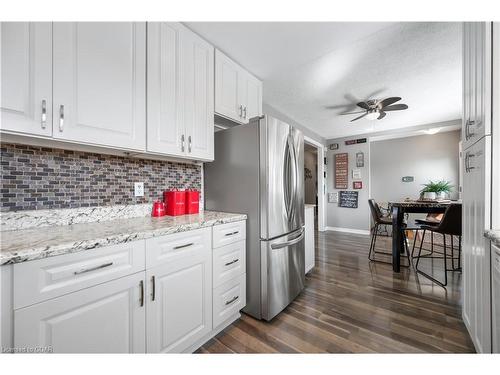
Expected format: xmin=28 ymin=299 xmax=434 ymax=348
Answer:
xmin=338 ymin=191 xmax=358 ymax=208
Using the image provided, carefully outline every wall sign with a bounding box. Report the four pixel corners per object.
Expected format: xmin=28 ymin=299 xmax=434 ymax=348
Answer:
xmin=334 ymin=153 xmax=348 ymax=189
xmin=329 ymin=143 xmax=339 ymax=150
xmin=356 ymin=151 xmax=364 ymax=167
xmin=352 ymin=169 xmax=362 ymax=180
xmin=345 ymin=138 xmax=367 ymax=146
xmin=353 ymin=181 xmax=362 ymax=189
xmin=402 ymin=176 xmax=414 ymax=182
xmin=339 ymin=191 xmax=359 ymax=208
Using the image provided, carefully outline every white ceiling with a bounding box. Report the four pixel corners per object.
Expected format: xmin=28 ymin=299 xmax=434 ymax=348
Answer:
xmin=186 ymin=22 xmax=462 ymax=140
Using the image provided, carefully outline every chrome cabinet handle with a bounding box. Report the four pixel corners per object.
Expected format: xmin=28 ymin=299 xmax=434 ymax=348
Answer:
xmin=225 ymin=296 xmax=239 ymax=306
xmin=467 ymin=152 xmax=475 ymax=172
xmin=181 ymin=134 xmax=185 ymax=152
xmin=74 ymin=262 xmax=113 ymax=275
xmin=41 ymin=100 xmax=47 ymax=129
xmin=151 ymin=276 xmax=156 ymax=301
xmin=465 ymin=119 xmax=475 ymax=140
xmin=59 ymin=105 xmax=64 ymax=132
xmin=239 ymin=105 xmax=243 ymax=118
xmin=174 ymin=242 xmax=194 ymax=250
xmin=140 ymin=280 xmax=144 ymax=307
xmin=188 ymin=135 xmax=192 ymax=153
xmin=243 ymin=106 xmax=247 ymax=119
xmin=224 ymin=259 xmax=239 ymax=266
xmin=224 ymin=231 xmax=239 ymax=237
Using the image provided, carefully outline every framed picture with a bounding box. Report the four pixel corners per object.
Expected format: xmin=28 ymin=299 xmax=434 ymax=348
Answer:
xmin=334 ymin=153 xmax=348 ymax=189
xmin=353 ymin=181 xmax=362 ymax=189
xmin=329 ymin=143 xmax=339 ymax=150
xmin=352 ymin=169 xmax=362 ymax=180
xmin=356 ymin=152 xmax=364 ymax=167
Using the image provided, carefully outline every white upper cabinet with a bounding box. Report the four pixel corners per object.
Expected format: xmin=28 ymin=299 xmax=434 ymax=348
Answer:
xmin=463 ymin=22 xmax=492 ymax=150
xmin=0 ymin=22 xmax=53 ymax=137
xmin=147 ymin=22 xmax=214 ymax=161
xmin=215 ymin=49 xmax=262 ymax=124
xmin=52 ymin=22 xmax=146 ymax=151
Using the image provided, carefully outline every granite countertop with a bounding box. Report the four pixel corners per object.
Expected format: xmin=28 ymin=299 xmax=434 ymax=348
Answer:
xmin=0 ymin=211 xmax=246 ymax=265
xmin=485 ymin=229 xmax=500 ymax=247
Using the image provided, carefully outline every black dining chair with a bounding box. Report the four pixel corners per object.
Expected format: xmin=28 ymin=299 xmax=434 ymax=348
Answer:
xmin=414 ymin=204 xmax=462 ymax=287
xmin=368 ymin=199 xmax=413 ymax=267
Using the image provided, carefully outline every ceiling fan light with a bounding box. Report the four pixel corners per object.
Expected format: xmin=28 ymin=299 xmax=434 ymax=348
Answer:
xmin=365 ymin=110 xmax=379 ymax=121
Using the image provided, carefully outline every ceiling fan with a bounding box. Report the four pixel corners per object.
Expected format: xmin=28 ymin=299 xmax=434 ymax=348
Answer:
xmin=341 ymin=97 xmax=408 ymax=122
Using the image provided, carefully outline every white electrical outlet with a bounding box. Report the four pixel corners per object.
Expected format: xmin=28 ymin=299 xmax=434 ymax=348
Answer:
xmin=134 ymin=182 xmax=144 ymax=197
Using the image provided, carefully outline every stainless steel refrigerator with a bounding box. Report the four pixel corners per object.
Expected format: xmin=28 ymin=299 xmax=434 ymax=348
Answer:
xmin=204 ymin=115 xmax=305 ymax=321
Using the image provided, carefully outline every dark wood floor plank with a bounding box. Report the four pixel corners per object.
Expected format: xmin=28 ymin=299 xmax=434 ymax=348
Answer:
xmin=197 ymin=230 xmax=475 ymax=353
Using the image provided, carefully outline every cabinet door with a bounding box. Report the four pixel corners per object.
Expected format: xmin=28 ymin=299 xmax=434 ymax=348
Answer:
xmin=463 ymin=22 xmax=492 ymax=149
xmin=183 ymin=27 xmax=214 ymax=161
xmin=242 ymin=72 xmax=262 ymax=123
xmin=53 ymin=22 xmax=146 ymax=151
xmin=0 ymin=22 xmax=52 ymax=137
xmin=146 ymin=236 xmax=212 ymax=353
xmin=147 ymin=22 xmax=184 ymax=156
xmin=14 ymin=272 xmax=146 ymax=353
xmin=215 ymin=49 xmax=243 ymax=123
xmin=462 ymin=136 xmax=492 ymax=353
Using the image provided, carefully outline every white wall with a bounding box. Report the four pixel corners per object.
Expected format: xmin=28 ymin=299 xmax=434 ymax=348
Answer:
xmin=370 ymin=130 xmax=461 ymax=203
xmin=325 ymin=137 xmax=370 ymax=233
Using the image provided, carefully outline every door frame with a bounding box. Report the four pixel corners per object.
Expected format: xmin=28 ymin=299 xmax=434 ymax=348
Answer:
xmin=304 ymin=136 xmax=326 ymax=232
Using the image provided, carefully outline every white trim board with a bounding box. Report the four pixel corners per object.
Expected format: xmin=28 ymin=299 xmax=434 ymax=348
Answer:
xmin=304 ymin=135 xmax=326 ymax=232
xmin=325 ymin=226 xmax=370 ymax=236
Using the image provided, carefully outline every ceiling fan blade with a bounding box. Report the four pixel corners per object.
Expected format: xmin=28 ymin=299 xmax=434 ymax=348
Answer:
xmin=350 ymin=112 xmax=368 ymax=122
xmin=383 ymin=104 xmax=408 ymax=111
xmin=356 ymin=102 xmax=370 ymax=110
xmin=377 ymin=111 xmax=386 ymax=120
xmin=340 ymin=110 xmax=366 ymax=115
xmin=379 ymin=97 xmax=401 ymax=108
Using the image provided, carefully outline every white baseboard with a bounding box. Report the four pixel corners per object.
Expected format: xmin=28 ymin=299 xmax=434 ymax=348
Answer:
xmin=325 ymin=226 xmax=370 ymax=236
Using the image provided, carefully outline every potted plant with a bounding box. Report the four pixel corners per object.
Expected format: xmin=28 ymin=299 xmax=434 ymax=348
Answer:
xmin=420 ymin=180 xmax=453 ymax=200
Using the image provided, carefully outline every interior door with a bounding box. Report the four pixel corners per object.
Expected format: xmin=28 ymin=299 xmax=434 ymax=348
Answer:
xmin=1 ymin=22 xmax=52 ymax=137
xmin=261 ymin=228 xmax=305 ymax=321
xmin=463 ymin=136 xmax=492 ymax=353
xmin=53 ymin=22 xmax=146 ymax=151
xmin=261 ymin=116 xmax=303 ymax=240
xmin=147 ymin=22 xmax=184 ymax=156
xmin=14 ymin=272 xmax=146 ymax=353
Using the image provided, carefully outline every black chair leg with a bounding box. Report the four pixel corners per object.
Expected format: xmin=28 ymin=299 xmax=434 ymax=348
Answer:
xmin=415 ymin=231 xmax=448 ymax=287
xmin=368 ymin=224 xmax=377 ymax=260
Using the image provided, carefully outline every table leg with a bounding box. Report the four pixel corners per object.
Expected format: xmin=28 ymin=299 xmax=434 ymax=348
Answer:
xmin=391 ymin=205 xmax=404 ymax=272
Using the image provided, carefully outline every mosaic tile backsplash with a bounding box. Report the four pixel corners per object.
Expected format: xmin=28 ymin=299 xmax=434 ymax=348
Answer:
xmin=0 ymin=143 xmax=202 ymax=212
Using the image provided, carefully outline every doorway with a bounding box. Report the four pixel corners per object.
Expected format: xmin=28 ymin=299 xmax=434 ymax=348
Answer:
xmin=304 ymin=136 xmax=325 ymax=231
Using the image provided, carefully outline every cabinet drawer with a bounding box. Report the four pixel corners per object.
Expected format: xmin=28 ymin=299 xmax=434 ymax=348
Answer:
xmin=145 ymin=227 xmax=212 ymax=268
xmin=212 ymin=220 xmax=246 ymax=249
xmin=13 ymin=241 xmax=145 ymax=309
xmin=213 ymin=240 xmax=246 ymax=288
xmin=213 ymin=274 xmax=246 ymax=328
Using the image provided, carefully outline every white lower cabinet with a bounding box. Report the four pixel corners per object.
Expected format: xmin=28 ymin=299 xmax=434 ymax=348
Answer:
xmin=145 ymin=234 xmax=212 ymax=353
xmin=14 ymin=272 xmax=146 ymax=353
xmin=7 ymin=220 xmax=247 ymax=353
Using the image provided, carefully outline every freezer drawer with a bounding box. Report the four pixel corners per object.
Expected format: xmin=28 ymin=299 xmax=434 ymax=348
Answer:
xmin=261 ymin=227 xmax=305 ymax=321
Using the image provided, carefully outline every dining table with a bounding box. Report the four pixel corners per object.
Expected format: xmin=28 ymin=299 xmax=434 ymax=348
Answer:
xmin=389 ymin=200 xmax=461 ymax=272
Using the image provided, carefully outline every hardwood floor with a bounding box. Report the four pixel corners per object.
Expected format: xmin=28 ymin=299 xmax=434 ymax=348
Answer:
xmin=197 ymin=231 xmax=475 ymax=353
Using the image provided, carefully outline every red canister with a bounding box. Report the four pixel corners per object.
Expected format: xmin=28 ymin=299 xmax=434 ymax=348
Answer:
xmin=185 ymin=189 xmax=200 ymax=214
xmin=163 ymin=189 xmax=186 ymax=216
xmin=151 ymin=200 xmax=166 ymax=217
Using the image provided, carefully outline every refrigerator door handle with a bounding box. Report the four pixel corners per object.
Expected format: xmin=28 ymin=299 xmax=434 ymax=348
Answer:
xmin=271 ymin=228 xmax=305 ymax=250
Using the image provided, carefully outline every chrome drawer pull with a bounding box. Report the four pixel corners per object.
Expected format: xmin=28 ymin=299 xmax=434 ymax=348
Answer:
xmin=151 ymin=276 xmax=156 ymax=301
xmin=59 ymin=105 xmax=64 ymax=132
xmin=225 ymin=295 xmax=239 ymax=306
xmin=181 ymin=134 xmax=185 ymax=152
xmin=74 ymin=262 xmax=113 ymax=275
xmin=188 ymin=135 xmax=192 ymax=153
xmin=224 ymin=259 xmax=239 ymax=266
xmin=174 ymin=242 xmax=194 ymax=250
xmin=225 ymin=231 xmax=239 ymax=237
